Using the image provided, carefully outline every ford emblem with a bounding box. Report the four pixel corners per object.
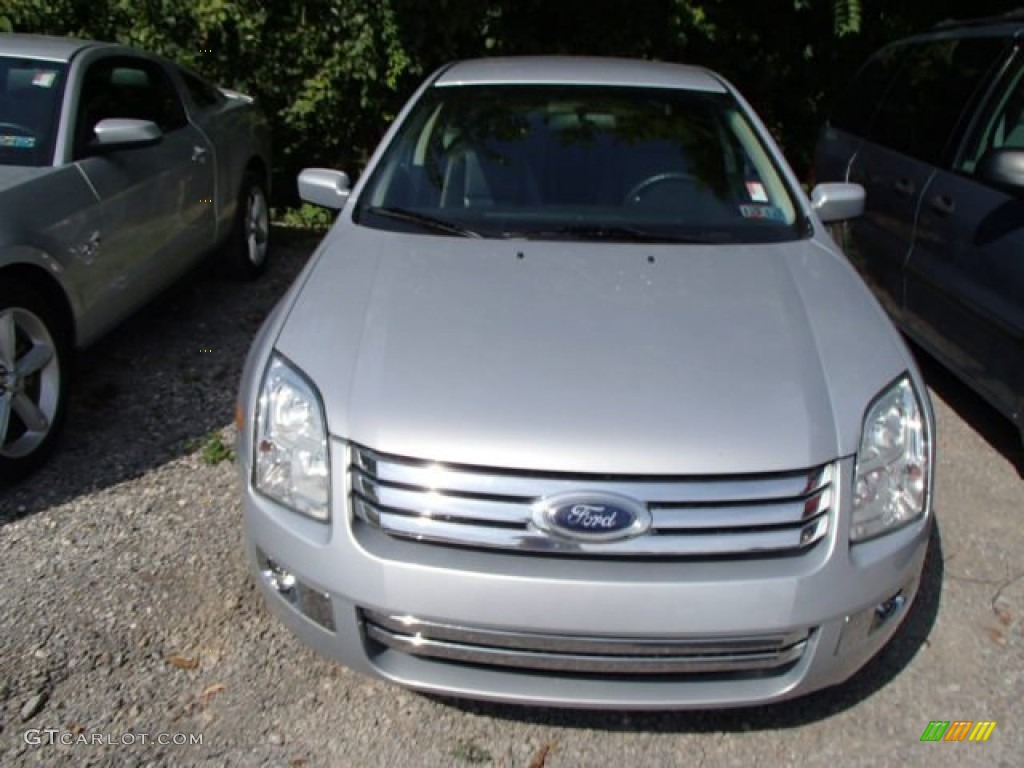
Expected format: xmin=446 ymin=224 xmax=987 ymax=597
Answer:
xmin=532 ymin=492 xmax=651 ymax=542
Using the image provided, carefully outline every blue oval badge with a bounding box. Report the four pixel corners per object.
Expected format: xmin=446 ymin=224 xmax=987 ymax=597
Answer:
xmin=533 ymin=492 xmax=651 ymax=543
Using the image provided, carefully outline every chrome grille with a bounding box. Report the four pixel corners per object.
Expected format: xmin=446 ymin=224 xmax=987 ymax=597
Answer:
xmin=362 ymin=610 xmax=810 ymax=675
xmin=350 ymin=446 xmax=834 ymax=557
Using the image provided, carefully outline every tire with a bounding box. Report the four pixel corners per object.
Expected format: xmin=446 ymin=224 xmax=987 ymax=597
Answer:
xmin=0 ymin=279 xmax=70 ymax=484
xmin=224 ymin=170 xmax=271 ymax=280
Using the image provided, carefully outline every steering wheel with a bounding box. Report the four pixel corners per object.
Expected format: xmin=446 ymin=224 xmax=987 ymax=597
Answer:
xmin=624 ymin=172 xmax=698 ymax=205
xmin=0 ymin=122 xmax=38 ymax=140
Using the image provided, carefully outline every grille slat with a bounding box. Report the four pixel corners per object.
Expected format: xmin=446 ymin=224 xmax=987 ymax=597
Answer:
xmin=351 ymin=446 xmax=834 ymax=558
xmin=353 ymin=448 xmax=831 ymax=505
xmin=354 ymin=476 xmax=535 ymax=525
xmin=651 ymin=488 xmax=831 ymax=530
xmin=362 ymin=610 xmax=810 ymax=675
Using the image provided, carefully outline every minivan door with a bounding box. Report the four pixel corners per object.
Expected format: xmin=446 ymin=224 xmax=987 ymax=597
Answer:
xmin=907 ymin=55 xmax=1024 ymax=421
xmin=847 ymin=36 xmax=1008 ymax=323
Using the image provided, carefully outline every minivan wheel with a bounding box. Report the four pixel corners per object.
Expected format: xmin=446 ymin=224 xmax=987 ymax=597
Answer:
xmin=0 ymin=280 xmax=69 ymax=483
xmin=225 ymin=172 xmax=270 ymax=280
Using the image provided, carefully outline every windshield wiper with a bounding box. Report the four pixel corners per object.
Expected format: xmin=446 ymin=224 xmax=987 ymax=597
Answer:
xmin=518 ymin=225 xmax=716 ymax=243
xmin=363 ymin=206 xmax=482 ymax=238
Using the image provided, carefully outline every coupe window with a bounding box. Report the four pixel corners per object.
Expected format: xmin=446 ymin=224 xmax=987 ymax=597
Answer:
xmin=355 ymin=84 xmax=805 ymax=243
xmin=73 ymin=57 xmax=188 ymax=159
xmin=0 ymin=57 xmax=67 ymax=167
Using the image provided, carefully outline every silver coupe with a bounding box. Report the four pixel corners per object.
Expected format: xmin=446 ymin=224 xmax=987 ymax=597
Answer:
xmin=0 ymin=34 xmax=271 ymax=481
xmin=237 ymin=57 xmax=934 ymax=709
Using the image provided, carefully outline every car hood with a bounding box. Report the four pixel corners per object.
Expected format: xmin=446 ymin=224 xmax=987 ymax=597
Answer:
xmin=274 ymin=226 xmax=912 ymax=474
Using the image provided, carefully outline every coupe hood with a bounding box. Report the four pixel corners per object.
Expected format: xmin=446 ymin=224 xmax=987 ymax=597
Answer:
xmin=274 ymin=227 xmax=911 ymax=474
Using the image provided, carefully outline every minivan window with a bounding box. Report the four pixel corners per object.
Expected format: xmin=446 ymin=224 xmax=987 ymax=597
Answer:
xmin=958 ymin=57 xmax=1024 ymax=174
xmin=865 ymin=37 xmax=1007 ymax=165
xmin=828 ymin=44 xmax=909 ymax=136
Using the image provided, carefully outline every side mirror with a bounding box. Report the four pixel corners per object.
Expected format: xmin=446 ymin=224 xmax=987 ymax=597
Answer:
xmin=298 ymin=168 xmax=351 ymax=210
xmin=977 ymin=148 xmax=1024 ymax=191
xmin=90 ymin=118 xmax=162 ymax=152
xmin=810 ymin=182 xmax=865 ymax=223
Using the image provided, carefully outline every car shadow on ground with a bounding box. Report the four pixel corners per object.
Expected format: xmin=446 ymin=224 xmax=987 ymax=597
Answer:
xmin=907 ymin=341 xmax=1023 ymax=478
xmin=431 ymin=522 xmax=945 ymax=732
xmin=0 ymin=227 xmax=320 ymax=524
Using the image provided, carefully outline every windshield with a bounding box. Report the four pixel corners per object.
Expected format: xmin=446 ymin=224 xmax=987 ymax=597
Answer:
xmin=0 ymin=57 xmax=67 ymax=167
xmin=355 ymin=84 xmax=806 ymax=243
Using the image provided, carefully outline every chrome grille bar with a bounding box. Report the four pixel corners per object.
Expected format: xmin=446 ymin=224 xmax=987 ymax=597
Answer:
xmin=362 ymin=610 xmax=810 ymax=675
xmin=353 ymin=447 xmax=832 ymax=504
xmin=351 ymin=446 xmax=834 ymax=557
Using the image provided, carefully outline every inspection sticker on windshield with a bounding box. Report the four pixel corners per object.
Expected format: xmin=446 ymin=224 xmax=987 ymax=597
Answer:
xmin=32 ymin=71 xmax=58 ymax=87
xmin=0 ymin=135 xmax=36 ymax=149
xmin=745 ymin=181 xmax=769 ymax=202
xmin=739 ymin=204 xmax=785 ymax=221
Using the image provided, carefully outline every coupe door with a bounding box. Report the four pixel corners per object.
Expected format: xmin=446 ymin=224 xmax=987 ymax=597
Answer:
xmin=71 ymin=55 xmax=215 ymax=336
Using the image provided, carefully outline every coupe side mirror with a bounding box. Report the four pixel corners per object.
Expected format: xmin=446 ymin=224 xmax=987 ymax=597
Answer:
xmin=90 ymin=118 xmax=163 ymax=152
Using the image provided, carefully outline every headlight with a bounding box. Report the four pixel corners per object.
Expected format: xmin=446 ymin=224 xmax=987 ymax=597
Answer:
xmin=851 ymin=375 xmax=930 ymax=542
xmin=253 ymin=355 xmax=330 ymax=520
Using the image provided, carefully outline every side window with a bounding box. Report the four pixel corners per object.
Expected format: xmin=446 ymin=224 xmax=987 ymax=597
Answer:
xmin=828 ymin=43 xmax=909 ymax=136
xmin=866 ymin=37 xmax=1007 ymax=165
xmin=74 ymin=57 xmax=188 ymax=158
xmin=180 ymin=69 xmax=223 ymax=111
xmin=957 ymin=58 xmax=1024 ymax=174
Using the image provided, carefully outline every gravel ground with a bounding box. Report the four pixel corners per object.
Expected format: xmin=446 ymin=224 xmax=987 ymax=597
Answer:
xmin=0 ymin=231 xmax=1021 ymax=767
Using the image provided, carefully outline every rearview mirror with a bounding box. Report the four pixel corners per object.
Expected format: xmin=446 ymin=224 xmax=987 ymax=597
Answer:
xmin=298 ymin=168 xmax=351 ymax=210
xmin=810 ymin=182 xmax=865 ymax=223
xmin=90 ymin=118 xmax=162 ymax=152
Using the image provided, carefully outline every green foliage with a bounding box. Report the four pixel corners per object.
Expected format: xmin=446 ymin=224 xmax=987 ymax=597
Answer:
xmin=451 ymin=739 xmax=492 ymax=765
xmin=3 ymin=0 xmax=1016 ymax=186
xmin=833 ymin=0 xmax=862 ymax=36
xmin=199 ymin=431 xmax=234 ymax=466
xmin=275 ymin=203 xmax=335 ymax=232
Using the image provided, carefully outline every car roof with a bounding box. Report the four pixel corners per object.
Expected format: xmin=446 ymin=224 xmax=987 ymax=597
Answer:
xmin=0 ymin=33 xmax=115 ymax=63
xmin=905 ymin=10 xmax=1024 ymax=42
xmin=932 ymin=9 xmax=1024 ymax=32
xmin=435 ymin=57 xmax=728 ymax=93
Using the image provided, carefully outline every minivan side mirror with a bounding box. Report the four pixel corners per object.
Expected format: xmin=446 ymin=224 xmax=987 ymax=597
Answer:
xmin=298 ymin=168 xmax=351 ymax=210
xmin=977 ymin=148 xmax=1024 ymax=191
xmin=810 ymin=182 xmax=865 ymax=223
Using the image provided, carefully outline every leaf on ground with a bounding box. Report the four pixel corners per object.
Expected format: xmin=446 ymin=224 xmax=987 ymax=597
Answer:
xmin=290 ymin=760 xmax=307 ymax=768
xmin=200 ymin=683 xmax=226 ymax=704
xmin=528 ymin=743 xmax=555 ymax=768
xmin=167 ymin=654 xmax=200 ymax=670
xmin=987 ymin=627 xmax=1007 ymax=646
xmin=69 ymin=723 xmax=84 ymax=736
xmin=994 ymin=606 xmax=1012 ymax=626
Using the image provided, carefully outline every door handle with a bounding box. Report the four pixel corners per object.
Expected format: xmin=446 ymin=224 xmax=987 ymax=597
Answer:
xmin=928 ymin=194 xmax=956 ymax=217
xmin=192 ymin=145 xmax=208 ymax=164
xmin=893 ymin=178 xmax=915 ymax=198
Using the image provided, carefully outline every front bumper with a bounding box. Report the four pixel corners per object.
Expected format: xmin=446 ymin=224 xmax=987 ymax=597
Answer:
xmin=241 ymin=451 xmax=931 ymax=710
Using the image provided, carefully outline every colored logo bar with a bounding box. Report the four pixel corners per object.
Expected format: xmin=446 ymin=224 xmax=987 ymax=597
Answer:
xmin=920 ymin=721 xmax=997 ymax=742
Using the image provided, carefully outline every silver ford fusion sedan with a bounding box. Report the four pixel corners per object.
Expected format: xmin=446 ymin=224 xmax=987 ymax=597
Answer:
xmin=237 ymin=57 xmax=934 ymax=709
